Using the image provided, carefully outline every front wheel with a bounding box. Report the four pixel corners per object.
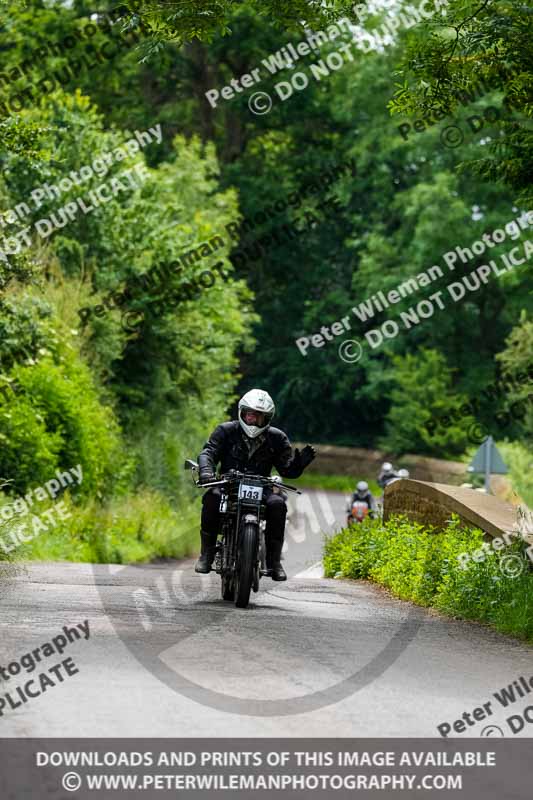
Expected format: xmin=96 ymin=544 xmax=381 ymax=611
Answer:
xmin=235 ymin=521 xmax=258 ymax=609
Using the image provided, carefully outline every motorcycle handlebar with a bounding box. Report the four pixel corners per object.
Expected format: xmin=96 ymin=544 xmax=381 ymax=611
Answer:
xmin=194 ymin=470 xmax=301 ymax=495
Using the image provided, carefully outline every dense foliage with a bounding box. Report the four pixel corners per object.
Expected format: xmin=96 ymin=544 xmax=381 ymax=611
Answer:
xmin=324 ymin=515 xmax=533 ymax=640
xmin=389 ymin=0 xmax=533 ymax=205
xmin=122 ymin=0 xmax=357 ymax=53
xmin=0 ymin=0 xmax=530 ymax=564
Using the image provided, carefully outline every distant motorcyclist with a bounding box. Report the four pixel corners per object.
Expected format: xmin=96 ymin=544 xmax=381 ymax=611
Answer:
xmin=377 ymin=461 xmax=398 ymax=490
xmin=351 ymin=481 xmax=377 ymax=513
xmin=388 ymin=468 xmax=410 ymax=485
xmin=195 ymin=389 xmax=316 ymax=581
xmin=347 ymin=480 xmax=376 ymax=525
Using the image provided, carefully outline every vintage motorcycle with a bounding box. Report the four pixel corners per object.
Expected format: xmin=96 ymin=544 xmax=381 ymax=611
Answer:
xmin=184 ymin=460 xmax=301 ymax=608
xmin=346 ymin=499 xmax=371 ymax=526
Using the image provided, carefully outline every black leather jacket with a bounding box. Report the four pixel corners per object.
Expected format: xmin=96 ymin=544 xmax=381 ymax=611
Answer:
xmin=377 ymin=471 xmax=398 ymax=489
xmin=350 ymin=491 xmax=376 ymax=512
xmin=198 ymin=421 xmax=305 ymax=479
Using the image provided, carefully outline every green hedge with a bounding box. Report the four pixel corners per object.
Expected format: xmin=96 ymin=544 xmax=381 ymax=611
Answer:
xmin=323 ymin=515 xmax=533 ymax=641
xmin=0 ymin=354 xmax=123 ymax=497
xmin=3 ymin=489 xmax=201 ymax=564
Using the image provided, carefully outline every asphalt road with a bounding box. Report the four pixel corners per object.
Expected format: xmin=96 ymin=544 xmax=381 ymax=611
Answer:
xmin=1 ymin=489 xmax=532 ymax=737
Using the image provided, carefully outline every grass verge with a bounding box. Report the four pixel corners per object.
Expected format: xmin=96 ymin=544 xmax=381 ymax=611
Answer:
xmin=323 ymin=514 xmax=533 ymax=641
xmin=294 ymin=472 xmax=381 ymax=495
xmin=0 ymin=490 xmax=200 ymax=564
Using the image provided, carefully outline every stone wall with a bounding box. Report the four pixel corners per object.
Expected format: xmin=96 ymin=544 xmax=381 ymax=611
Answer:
xmin=295 ymin=443 xmax=467 ymax=485
xmin=383 ymin=479 xmax=530 ymax=544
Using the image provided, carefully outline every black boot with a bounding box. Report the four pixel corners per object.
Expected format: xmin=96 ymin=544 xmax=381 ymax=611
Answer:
xmin=266 ymin=537 xmax=287 ymax=581
xmin=195 ymin=531 xmax=218 ymax=573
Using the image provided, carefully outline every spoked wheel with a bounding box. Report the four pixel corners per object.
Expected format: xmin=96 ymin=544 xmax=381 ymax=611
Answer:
xmin=234 ymin=521 xmax=258 ymax=609
xmin=221 ymin=572 xmax=234 ymax=601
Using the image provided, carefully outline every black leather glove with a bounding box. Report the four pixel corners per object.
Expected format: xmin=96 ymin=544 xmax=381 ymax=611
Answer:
xmin=296 ymin=444 xmax=316 ymax=469
xmin=199 ymin=469 xmax=215 ymax=485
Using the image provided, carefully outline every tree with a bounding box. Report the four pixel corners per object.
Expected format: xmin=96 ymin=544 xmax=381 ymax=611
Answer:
xmin=122 ymin=0 xmax=356 ymax=52
xmin=496 ymin=311 xmax=533 ymax=444
xmin=378 ymin=349 xmax=473 ymax=455
xmin=0 ymin=82 xmax=256 ymax=497
xmin=1 ymin=0 xmax=530 ymax=461
xmin=388 ymin=0 xmax=533 ymax=203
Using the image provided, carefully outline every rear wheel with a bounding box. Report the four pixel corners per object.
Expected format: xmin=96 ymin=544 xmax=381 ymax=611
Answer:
xmin=235 ymin=521 xmax=258 ymax=609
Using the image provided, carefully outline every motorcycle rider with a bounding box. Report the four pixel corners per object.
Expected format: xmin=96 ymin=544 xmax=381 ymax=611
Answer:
xmin=195 ymin=389 xmax=316 ymax=581
xmin=390 ymin=468 xmax=410 ymax=483
xmin=350 ymin=480 xmax=377 ymax=516
xmin=377 ymin=461 xmax=398 ymax=490
xmin=386 ymin=467 xmax=411 ymax=486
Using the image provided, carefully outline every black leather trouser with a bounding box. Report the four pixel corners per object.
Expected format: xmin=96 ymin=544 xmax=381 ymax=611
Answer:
xmin=201 ymin=488 xmax=287 ymax=543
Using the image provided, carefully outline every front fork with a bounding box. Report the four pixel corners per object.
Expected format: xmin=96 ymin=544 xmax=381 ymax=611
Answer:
xmin=241 ymin=512 xmax=269 ymax=582
xmin=215 ymin=497 xmax=267 ymax=590
xmin=240 ymin=513 xmax=265 ymax=592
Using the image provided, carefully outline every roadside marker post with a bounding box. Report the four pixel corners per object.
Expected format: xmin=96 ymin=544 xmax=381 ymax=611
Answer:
xmin=468 ymin=435 xmax=508 ymax=493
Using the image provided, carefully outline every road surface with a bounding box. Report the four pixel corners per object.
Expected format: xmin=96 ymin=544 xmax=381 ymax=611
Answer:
xmin=1 ymin=490 xmax=532 ymax=737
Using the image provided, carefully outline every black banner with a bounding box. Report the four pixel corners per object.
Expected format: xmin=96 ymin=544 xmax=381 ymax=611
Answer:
xmin=0 ymin=738 xmax=531 ymax=799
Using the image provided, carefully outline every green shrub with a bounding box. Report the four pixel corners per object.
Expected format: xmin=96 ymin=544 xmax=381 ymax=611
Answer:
xmin=324 ymin=514 xmax=533 ymax=641
xmin=8 ymin=489 xmax=201 ymax=564
xmin=0 ymin=507 xmax=16 ymax=568
xmin=0 ymin=354 xmax=123 ymax=497
xmin=0 ymin=392 xmax=63 ymax=487
xmin=378 ymin=349 xmax=472 ymax=457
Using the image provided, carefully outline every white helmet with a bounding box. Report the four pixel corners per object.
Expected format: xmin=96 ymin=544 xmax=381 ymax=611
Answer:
xmin=382 ymin=462 xmax=393 ymax=472
xmin=398 ymin=468 xmax=410 ymax=479
xmin=238 ymin=389 xmax=275 ymax=439
xmin=356 ymin=481 xmax=369 ymax=493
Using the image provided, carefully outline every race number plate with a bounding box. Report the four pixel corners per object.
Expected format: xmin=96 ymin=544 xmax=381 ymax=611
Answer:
xmin=238 ymin=484 xmax=263 ymax=502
